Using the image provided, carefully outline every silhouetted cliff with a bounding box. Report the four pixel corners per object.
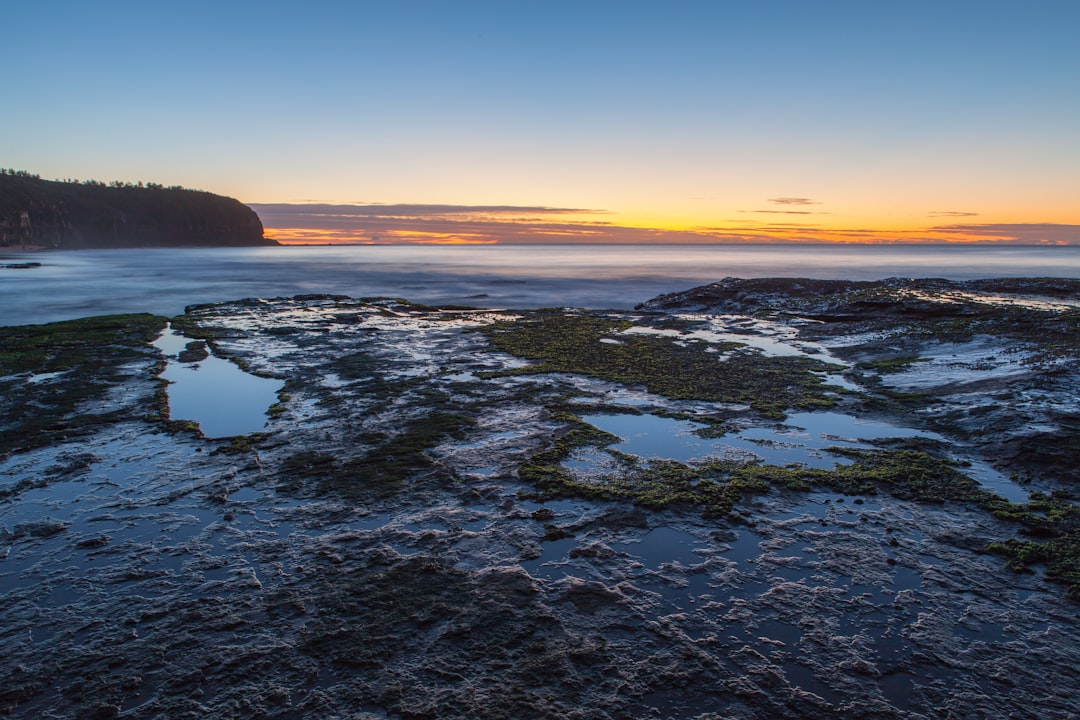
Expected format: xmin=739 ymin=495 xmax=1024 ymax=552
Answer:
xmin=0 ymin=173 xmax=276 ymax=248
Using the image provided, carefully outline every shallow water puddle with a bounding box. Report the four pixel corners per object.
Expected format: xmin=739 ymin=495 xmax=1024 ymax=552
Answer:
xmin=623 ymin=314 xmax=838 ymax=360
xmin=947 ymin=456 xmax=1029 ymax=503
xmin=614 ymin=526 xmax=713 ymax=600
xmin=613 ymin=526 xmax=703 ymax=569
xmin=575 ymin=410 xmax=1030 ymax=500
xmin=578 ymin=411 xmax=935 ymax=469
xmin=879 ymin=339 xmax=1035 ymax=392
xmin=702 ymin=331 xmax=810 ymax=357
xmin=26 ymin=370 xmax=68 ymax=384
xmin=741 ymin=410 xmax=940 ymax=453
xmin=819 ymin=372 xmax=862 ymax=392
xmin=520 ymin=535 xmax=579 ymax=580
xmin=153 ymin=326 xmax=282 ymax=438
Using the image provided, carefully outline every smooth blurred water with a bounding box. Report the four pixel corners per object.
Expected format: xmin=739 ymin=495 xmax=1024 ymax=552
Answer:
xmin=2 ymin=244 xmax=1078 ymax=326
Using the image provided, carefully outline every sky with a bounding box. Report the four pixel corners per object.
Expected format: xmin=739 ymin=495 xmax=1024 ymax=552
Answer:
xmin=4 ymin=1 xmax=1079 ymax=245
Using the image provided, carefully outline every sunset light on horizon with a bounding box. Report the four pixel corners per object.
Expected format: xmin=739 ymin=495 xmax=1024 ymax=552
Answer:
xmin=7 ymin=5 xmax=1080 ymax=718
xmin=4 ymin=1 xmax=1079 ymax=245
xmin=253 ymin=203 xmax=1080 ymax=246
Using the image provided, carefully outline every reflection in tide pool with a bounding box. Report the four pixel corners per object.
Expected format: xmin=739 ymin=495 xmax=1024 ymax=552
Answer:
xmin=153 ymin=326 xmax=282 ymax=438
xmin=613 ymin=526 xmax=704 ymax=569
xmin=741 ymin=411 xmax=940 ymax=451
xmin=575 ymin=410 xmax=1029 ymax=501
xmin=579 ymin=411 xmax=936 ymax=470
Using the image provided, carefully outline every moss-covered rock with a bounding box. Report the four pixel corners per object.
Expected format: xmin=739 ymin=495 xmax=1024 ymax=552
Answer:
xmin=482 ymin=311 xmax=841 ymax=418
xmin=0 ymin=313 xmax=166 ymax=453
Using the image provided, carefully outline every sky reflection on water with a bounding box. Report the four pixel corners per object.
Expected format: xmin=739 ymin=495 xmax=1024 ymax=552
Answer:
xmin=153 ymin=326 xmax=281 ymax=438
xmin=578 ymin=411 xmax=935 ymax=469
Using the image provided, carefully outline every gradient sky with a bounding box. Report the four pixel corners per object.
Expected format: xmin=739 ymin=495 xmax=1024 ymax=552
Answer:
xmin=4 ymin=1 xmax=1079 ymax=244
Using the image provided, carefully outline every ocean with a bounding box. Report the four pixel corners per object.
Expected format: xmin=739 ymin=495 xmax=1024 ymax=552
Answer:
xmin=2 ymin=243 xmax=1079 ymax=326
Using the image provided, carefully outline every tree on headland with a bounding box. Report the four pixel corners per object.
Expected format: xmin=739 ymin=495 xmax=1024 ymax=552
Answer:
xmin=1 ymin=169 xmax=188 ymax=190
xmin=0 ymin=171 xmax=274 ymax=248
xmin=0 ymin=169 xmax=41 ymax=180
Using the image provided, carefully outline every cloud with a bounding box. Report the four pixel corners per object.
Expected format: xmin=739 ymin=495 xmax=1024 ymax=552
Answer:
xmin=250 ymin=203 xmax=615 ymax=244
xmin=253 ymin=203 xmax=641 ymax=245
xmin=928 ymin=211 xmax=979 ymax=217
xmin=249 ymin=203 xmax=1080 ymax=246
xmin=929 ymin=223 xmax=1080 ymax=245
xmin=768 ymin=197 xmax=820 ymax=206
xmin=249 ymin=203 xmax=598 ymax=219
xmin=738 ymin=210 xmax=823 ymax=215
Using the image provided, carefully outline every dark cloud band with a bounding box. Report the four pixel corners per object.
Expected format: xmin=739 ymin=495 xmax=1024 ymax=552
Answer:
xmin=250 ymin=203 xmax=1080 ymax=246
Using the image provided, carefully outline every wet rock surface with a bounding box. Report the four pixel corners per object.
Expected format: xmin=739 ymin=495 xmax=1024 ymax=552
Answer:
xmin=642 ymin=277 xmax=1080 ymax=485
xmin=1 ymin=284 xmax=1078 ymax=719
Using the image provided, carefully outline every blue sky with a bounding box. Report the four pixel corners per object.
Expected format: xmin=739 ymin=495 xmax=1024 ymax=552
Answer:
xmin=4 ymin=1 xmax=1079 ymax=243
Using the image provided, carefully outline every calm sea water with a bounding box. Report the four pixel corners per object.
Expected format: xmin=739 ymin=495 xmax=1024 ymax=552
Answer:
xmin=2 ymin=244 xmax=1079 ymax=326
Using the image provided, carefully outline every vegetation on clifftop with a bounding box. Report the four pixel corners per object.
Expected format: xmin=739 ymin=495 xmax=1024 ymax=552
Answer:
xmin=0 ymin=171 xmax=275 ymax=248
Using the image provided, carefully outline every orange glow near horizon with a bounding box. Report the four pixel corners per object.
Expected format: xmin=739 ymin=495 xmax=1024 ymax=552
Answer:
xmin=246 ymin=188 xmax=1080 ymax=247
xmin=263 ymin=214 xmax=1080 ymax=246
xmin=266 ymin=227 xmax=500 ymax=245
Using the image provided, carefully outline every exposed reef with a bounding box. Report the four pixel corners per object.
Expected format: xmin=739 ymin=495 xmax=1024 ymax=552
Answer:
xmin=0 ymin=174 xmax=275 ymax=249
xmin=639 ymin=277 xmax=1080 ymax=485
xmin=0 ymin=314 xmax=167 ymax=456
xmin=1 ymin=279 xmax=1078 ymax=719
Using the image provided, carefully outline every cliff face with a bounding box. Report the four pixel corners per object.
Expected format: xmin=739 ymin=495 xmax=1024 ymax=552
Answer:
xmin=0 ymin=175 xmax=276 ymax=248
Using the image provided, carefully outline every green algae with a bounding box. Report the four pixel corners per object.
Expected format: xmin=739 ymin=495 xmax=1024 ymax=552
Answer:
xmin=333 ymin=350 xmax=381 ymax=380
xmin=176 ymin=340 xmax=209 ymax=363
xmin=0 ymin=313 xmax=165 ymax=376
xmin=338 ymin=410 xmax=474 ymax=492
xmin=986 ymin=492 xmax=1080 ymax=601
xmin=279 ymin=411 xmax=476 ymax=498
xmin=167 ymin=313 xmax=224 ymax=342
xmin=520 ymin=409 xmax=1080 ymax=599
xmin=267 ymin=390 xmax=290 ymax=419
xmin=481 ymin=311 xmax=841 ymax=418
xmin=520 ymin=411 xmax=977 ymax=515
xmin=857 ymin=356 xmax=930 ymax=374
xmin=210 ymin=432 xmax=271 ymax=456
xmin=0 ymin=313 xmax=166 ymax=453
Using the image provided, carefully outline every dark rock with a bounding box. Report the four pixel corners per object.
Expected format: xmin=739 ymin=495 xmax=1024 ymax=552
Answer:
xmin=476 ymin=566 xmax=541 ymax=606
xmin=88 ymin=704 xmax=120 ymax=720
xmin=11 ymin=519 xmax=69 ymax=539
xmin=76 ymin=535 xmax=110 ymax=549
xmin=597 ymin=506 xmax=650 ymax=530
xmin=177 ymin=341 xmax=210 ymax=363
xmin=559 ymin=578 xmax=625 ymax=612
xmin=0 ymin=174 xmax=275 ymax=249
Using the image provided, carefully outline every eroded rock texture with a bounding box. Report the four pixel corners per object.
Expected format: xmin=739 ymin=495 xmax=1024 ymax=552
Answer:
xmin=2 ymin=281 xmax=1078 ymax=719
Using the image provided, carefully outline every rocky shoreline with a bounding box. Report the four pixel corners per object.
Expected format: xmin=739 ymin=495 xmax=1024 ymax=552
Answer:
xmin=1 ymin=278 xmax=1077 ymax=719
